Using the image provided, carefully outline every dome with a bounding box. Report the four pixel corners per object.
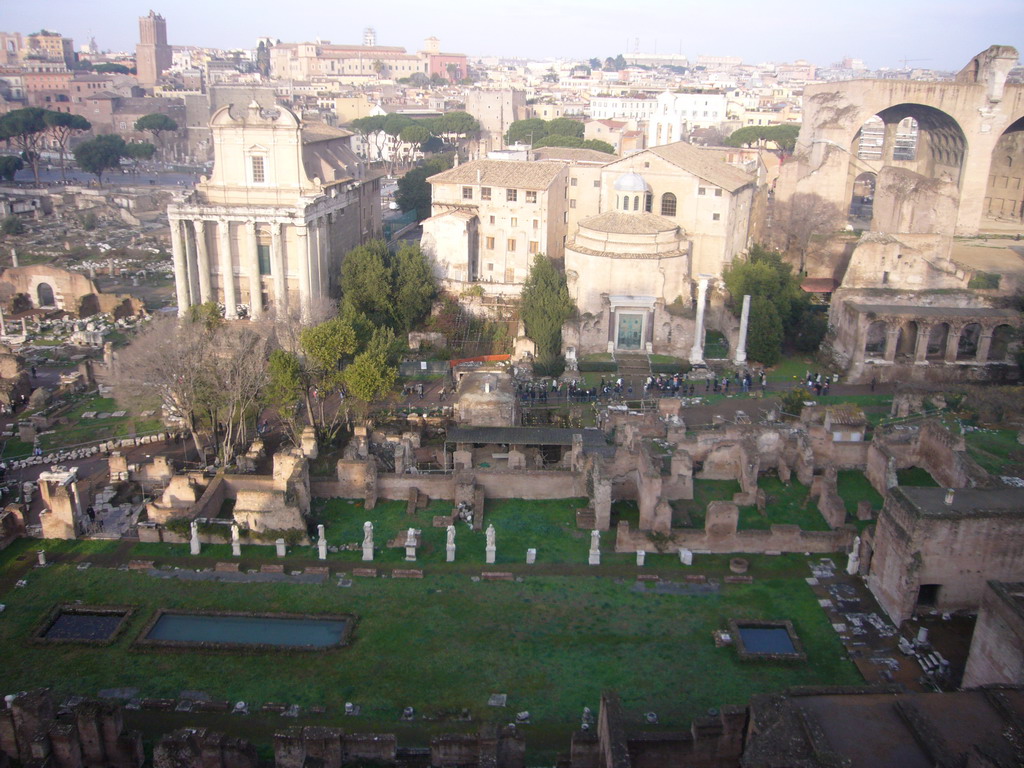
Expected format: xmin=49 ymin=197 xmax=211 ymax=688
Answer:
xmin=613 ymin=172 xmax=650 ymax=192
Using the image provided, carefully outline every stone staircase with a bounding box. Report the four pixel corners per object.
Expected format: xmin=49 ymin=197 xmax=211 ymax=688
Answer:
xmin=614 ymin=353 xmax=652 ymax=395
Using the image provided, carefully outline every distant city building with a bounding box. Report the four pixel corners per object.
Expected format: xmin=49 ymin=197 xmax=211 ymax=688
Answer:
xmin=464 ymin=89 xmax=527 ymax=155
xmin=25 ymin=30 xmax=74 ymax=68
xmin=167 ymin=101 xmax=381 ymax=319
xmin=648 ymin=90 xmax=729 ymax=146
xmin=136 ymin=11 xmax=173 ymax=87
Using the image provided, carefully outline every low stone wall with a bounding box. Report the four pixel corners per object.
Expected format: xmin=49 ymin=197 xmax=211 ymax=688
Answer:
xmin=614 ymin=521 xmax=855 ymax=554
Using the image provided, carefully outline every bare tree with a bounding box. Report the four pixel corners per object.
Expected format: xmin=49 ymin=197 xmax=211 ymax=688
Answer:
xmin=768 ymin=192 xmax=844 ymax=273
xmin=115 ymin=315 xmax=215 ymax=459
xmin=208 ymin=324 xmax=270 ymax=463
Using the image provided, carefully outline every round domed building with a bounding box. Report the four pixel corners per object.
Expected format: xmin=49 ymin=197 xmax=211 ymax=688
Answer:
xmin=565 ymin=172 xmax=693 ymax=355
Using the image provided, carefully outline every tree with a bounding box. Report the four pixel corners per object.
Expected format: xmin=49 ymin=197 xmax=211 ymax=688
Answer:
xmin=446 ymin=62 xmax=460 ymax=82
xmin=1 ymin=216 xmax=25 ymax=236
xmin=94 ymin=63 xmax=130 ymax=74
xmin=532 ymin=135 xmax=615 ymax=155
xmin=393 ymin=242 xmax=437 ymax=332
xmin=726 ymin=124 xmax=800 ymax=156
xmin=0 ymin=155 xmax=23 ymax=182
xmin=547 ymin=118 xmax=584 ymax=139
xmin=349 ymin=115 xmax=387 ymax=163
xmin=73 ymin=134 xmax=126 ymax=185
xmin=506 ymin=118 xmax=548 ymax=145
xmin=44 ymin=112 xmax=90 ymax=181
xmin=340 ymin=240 xmax=394 ymax=328
xmin=134 ymin=113 xmax=178 ymax=151
xmin=746 ymin=296 xmax=784 ymax=365
xmin=0 ymin=108 xmax=48 ymax=184
xmin=769 ymin=192 xmax=844 ymax=273
xmin=396 ymin=153 xmax=454 ymax=221
xmin=344 ymin=347 xmax=397 ymax=405
xmin=520 ymin=254 xmax=574 ymax=375
xmin=122 ymin=141 xmax=156 ymax=172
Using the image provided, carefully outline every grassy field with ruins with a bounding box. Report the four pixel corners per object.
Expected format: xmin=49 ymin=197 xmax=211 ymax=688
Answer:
xmin=0 ymin=535 xmax=861 ymax=747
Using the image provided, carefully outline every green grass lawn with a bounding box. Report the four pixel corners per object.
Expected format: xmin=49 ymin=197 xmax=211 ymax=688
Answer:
xmin=896 ymin=467 xmax=940 ymax=487
xmin=747 ymin=476 xmax=830 ymax=532
xmin=836 ymin=470 xmax=884 ymax=523
xmin=963 ymin=428 xmax=1024 ymax=476
xmin=0 ymin=539 xmax=861 ymax=757
xmin=30 ymin=395 xmax=163 ymax=455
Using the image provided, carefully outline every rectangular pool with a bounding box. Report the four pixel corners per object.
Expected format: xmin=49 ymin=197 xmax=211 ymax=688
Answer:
xmin=46 ymin=612 xmax=125 ymax=641
xmin=144 ymin=612 xmax=349 ymax=649
xmin=737 ymin=627 xmax=796 ymax=654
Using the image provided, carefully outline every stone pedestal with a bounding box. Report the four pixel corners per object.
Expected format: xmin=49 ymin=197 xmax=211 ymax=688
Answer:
xmin=405 ymin=545 xmax=417 ymax=562
xmin=275 ymin=538 xmax=287 ymax=557
xmin=362 ymin=545 xmax=374 ymax=561
xmin=636 ymin=550 xmax=645 ymax=567
xmin=231 ymin=540 xmax=241 ymax=557
xmin=588 ymin=530 xmax=601 ymax=565
xmin=317 ymin=524 xmax=327 ymax=560
xmin=589 ymin=550 xmax=600 ymax=566
xmin=36 ymin=550 xmax=46 ymax=566
xmin=678 ymin=548 xmax=693 ymax=565
xmin=526 ymin=548 xmax=536 ymax=564
xmin=446 ymin=545 xmax=456 ymax=563
xmin=189 ymin=523 xmax=200 ymax=556
xmin=485 ymin=546 xmax=496 ymax=565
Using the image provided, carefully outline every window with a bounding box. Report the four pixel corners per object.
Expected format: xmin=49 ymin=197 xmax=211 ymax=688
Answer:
xmin=251 ymin=156 xmax=266 ymax=184
xmin=487 ymin=262 xmax=493 ymax=271
xmin=506 ymin=189 xmax=517 ymax=202
xmin=644 ymin=161 xmax=650 ymax=168
xmin=507 ymin=239 xmax=516 ymax=251
xmin=510 ymin=217 xmax=517 ymax=227
xmin=489 ymin=215 xmax=496 ymax=225
xmin=529 ymin=241 xmax=539 ymax=254
xmin=698 ymin=187 xmax=706 ymax=196
xmin=570 ymin=178 xmax=578 ymax=187
xmin=712 ymin=213 xmax=720 ymax=221
xmin=257 ymin=243 xmax=272 ymax=275
xmin=715 ymin=188 xmax=723 ymax=197
xmin=593 ymin=180 xmax=600 ymax=188
xmin=481 ymin=187 xmax=491 ymax=200
xmin=533 ymin=219 xmax=539 ymax=229
xmin=486 ymin=236 xmax=495 ymax=249
xmin=645 ymin=193 xmax=652 ymax=213
xmin=633 ymin=196 xmax=640 ymax=211
xmin=462 ymin=186 xmax=473 ymax=200
xmin=661 ymin=192 xmax=677 ymax=217
xmin=526 ymin=190 xmax=537 ymax=203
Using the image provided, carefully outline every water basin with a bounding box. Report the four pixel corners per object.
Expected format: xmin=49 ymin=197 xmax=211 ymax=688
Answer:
xmin=143 ymin=612 xmax=349 ymax=649
xmin=737 ymin=627 xmax=796 ymax=654
xmin=45 ymin=612 xmax=125 ymax=641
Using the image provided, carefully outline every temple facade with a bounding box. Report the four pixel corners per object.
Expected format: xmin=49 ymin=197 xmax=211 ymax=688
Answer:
xmin=167 ymin=101 xmax=381 ymax=320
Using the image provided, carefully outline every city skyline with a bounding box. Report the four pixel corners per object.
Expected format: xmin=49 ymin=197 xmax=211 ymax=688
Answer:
xmin=8 ymin=0 xmax=1022 ymax=71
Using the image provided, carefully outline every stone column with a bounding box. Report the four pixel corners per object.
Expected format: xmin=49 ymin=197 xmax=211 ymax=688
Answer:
xmin=308 ymin=217 xmax=323 ymax=300
xmin=689 ymin=276 xmax=709 ymax=365
xmin=183 ymin=220 xmax=200 ymax=306
xmin=218 ymin=219 xmax=238 ymax=319
xmin=297 ymin=224 xmax=312 ymax=321
xmin=914 ymin=324 xmax=930 ymax=363
xmin=733 ymin=294 xmax=751 ymax=365
xmin=271 ymin=221 xmax=287 ymax=314
xmin=881 ymin=120 xmax=899 ymax=163
xmin=245 ymin=220 xmax=263 ymax=320
xmin=194 ymin=220 xmax=212 ymax=304
xmin=169 ymin=218 xmax=191 ymax=316
xmin=883 ymin=326 xmax=900 ymax=362
xmin=976 ymin=329 xmax=993 ymax=364
xmin=944 ymin=327 xmax=960 ymax=363
xmin=0 ymin=307 xmax=6 ymax=336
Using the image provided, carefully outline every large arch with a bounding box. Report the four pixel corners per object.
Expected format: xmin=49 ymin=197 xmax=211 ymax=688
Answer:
xmin=783 ymin=48 xmax=1022 ymax=236
xmin=984 ymin=115 xmax=1024 ymax=223
xmin=864 ymin=320 xmax=887 ymax=357
xmin=896 ymin=321 xmax=919 ymax=361
xmin=36 ymin=282 xmax=54 ymax=307
xmin=926 ymin=323 xmax=949 ymax=361
xmin=990 ymin=324 xmax=1017 ymax=361
xmin=849 ymin=171 xmax=876 ymax=220
xmin=957 ymin=323 xmax=982 ymax=360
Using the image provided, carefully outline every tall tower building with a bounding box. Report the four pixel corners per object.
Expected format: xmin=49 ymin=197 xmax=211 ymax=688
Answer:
xmin=136 ymin=10 xmax=172 ymax=86
xmin=363 ymin=27 xmax=376 ymax=47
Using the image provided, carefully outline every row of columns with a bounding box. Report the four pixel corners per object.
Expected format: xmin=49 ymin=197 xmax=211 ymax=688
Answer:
xmin=170 ymin=215 xmax=332 ymax=321
xmin=873 ymin=321 xmax=1001 ymax=365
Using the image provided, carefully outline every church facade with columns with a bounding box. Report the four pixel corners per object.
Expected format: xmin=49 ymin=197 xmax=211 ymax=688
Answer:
xmin=167 ymin=101 xmax=381 ymax=320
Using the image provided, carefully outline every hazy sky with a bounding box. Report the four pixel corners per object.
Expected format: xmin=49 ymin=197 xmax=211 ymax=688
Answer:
xmin=10 ymin=0 xmax=1023 ymax=70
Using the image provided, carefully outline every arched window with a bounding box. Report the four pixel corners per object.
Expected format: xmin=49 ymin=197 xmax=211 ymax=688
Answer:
xmin=633 ymin=195 xmax=639 ymax=211
xmin=660 ymin=192 xmax=677 ymax=217
xmin=645 ymin=193 xmax=652 ymax=213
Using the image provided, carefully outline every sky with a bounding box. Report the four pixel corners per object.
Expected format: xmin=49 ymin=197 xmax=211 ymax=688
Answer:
xmin=8 ymin=0 xmax=1023 ymax=71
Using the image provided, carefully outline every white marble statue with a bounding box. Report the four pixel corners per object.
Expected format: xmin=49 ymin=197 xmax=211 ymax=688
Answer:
xmin=446 ymin=525 xmax=456 ymax=548
xmin=486 ymin=524 xmax=496 ymax=549
xmin=363 ymin=521 xmax=373 ymax=548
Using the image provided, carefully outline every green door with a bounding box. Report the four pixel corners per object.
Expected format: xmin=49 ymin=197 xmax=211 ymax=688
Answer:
xmin=617 ymin=313 xmax=643 ymax=350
